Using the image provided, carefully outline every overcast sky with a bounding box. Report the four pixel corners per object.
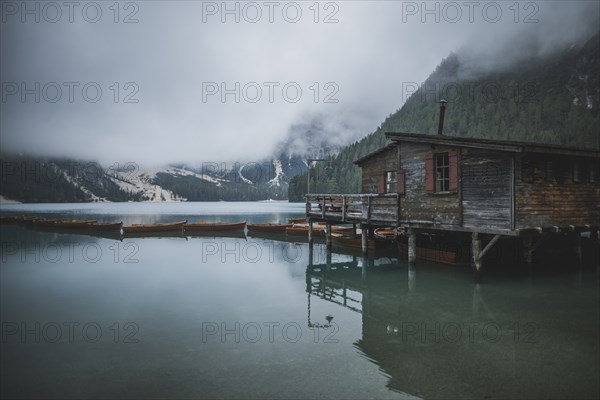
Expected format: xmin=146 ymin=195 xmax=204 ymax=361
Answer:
xmin=1 ymin=0 xmax=598 ymax=166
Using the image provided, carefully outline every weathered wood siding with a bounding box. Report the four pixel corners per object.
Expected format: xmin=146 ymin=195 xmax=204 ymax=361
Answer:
xmin=515 ymin=154 xmax=600 ymax=228
xmin=461 ymin=149 xmax=512 ymax=230
xmin=360 ymin=146 xmax=398 ymax=193
xmin=399 ymin=143 xmax=460 ymax=225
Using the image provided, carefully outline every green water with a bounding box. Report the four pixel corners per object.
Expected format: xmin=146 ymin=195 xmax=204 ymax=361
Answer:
xmin=1 ymin=202 xmax=598 ymax=399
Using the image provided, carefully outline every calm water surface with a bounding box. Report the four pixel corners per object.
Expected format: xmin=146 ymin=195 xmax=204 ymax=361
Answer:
xmin=1 ymin=202 xmax=598 ymax=399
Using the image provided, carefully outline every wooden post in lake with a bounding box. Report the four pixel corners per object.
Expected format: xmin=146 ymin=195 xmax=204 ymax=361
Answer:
xmin=325 ymin=223 xmax=332 ymax=251
xmin=407 ymin=228 xmax=416 ymax=267
xmin=308 ymin=220 xmax=313 ymax=245
xmin=308 ymin=241 xmax=314 ymax=268
xmin=471 ymin=232 xmax=482 ymax=280
xmin=361 ymin=256 xmax=367 ymax=280
xmin=592 ymin=228 xmax=600 ymax=268
xmin=522 ymin=236 xmax=534 ymax=265
xmin=352 ymin=223 xmax=357 ymax=236
xmin=408 ymin=263 xmax=416 ymax=292
xmin=361 ymin=225 xmax=368 ymax=257
xmin=574 ymin=233 xmax=582 ymax=267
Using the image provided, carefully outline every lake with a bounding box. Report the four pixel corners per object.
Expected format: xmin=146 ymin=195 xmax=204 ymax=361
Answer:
xmin=1 ymin=202 xmax=598 ymax=399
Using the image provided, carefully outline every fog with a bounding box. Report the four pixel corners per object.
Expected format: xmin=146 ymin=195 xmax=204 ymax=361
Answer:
xmin=1 ymin=1 xmax=598 ymax=166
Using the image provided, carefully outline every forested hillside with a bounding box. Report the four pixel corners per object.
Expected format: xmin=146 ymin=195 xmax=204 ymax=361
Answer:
xmin=288 ymin=33 xmax=600 ymax=201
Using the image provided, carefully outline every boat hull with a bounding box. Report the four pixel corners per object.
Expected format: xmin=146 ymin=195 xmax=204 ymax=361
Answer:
xmin=184 ymin=221 xmax=246 ymax=232
xmin=247 ymin=224 xmax=292 ymax=233
xmin=122 ymin=221 xmax=187 ymax=234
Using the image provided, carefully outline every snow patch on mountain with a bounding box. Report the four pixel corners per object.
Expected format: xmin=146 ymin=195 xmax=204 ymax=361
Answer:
xmin=267 ymin=159 xmax=284 ymax=187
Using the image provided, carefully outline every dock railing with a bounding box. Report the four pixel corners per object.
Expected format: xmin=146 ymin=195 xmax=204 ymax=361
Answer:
xmin=306 ymin=194 xmax=399 ymax=225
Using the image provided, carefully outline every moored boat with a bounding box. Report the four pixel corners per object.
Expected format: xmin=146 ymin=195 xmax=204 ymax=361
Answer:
xmin=123 ymin=231 xmax=188 ymax=239
xmin=374 ymin=228 xmax=397 ymax=239
xmin=331 ymin=232 xmax=391 ymax=251
xmin=247 ymin=223 xmax=293 ymax=233
xmin=288 ymin=217 xmax=306 ymax=224
xmin=397 ymin=242 xmax=468 ymax=265
xmin=187 ymin=230 xmax=247 ymax=239
xmin=32 ymin=219 xmax=64 ymax=227
xmin=122 ymin=220 xmax=187 ymax=234
xmin=285 ymin=223 xmax=325 ymax=236
xmin=90 ymin=221 xmax=123 ymax=232
xmin=184 ymin=221 xmax=246 ymax=232
xmin=53 ymin=220 xmax=97 ymax=228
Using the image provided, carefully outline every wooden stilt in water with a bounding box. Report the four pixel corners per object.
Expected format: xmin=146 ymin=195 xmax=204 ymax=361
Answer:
xmin=361 ymin=225 xmax=368 ymax=257
xmin=308 ymin=242 xmax=314 ymax=268
xmin=325 ymin=223 xmax=332 ymax=251
xmin=472 ymin=232 xmax=482 ymax=281
xmin=408 ymin=264 xmax=416 ymax=292
xmin=308 ymin=220 xmax=313 ymax=245
xmin=361 ymin=256 xmax=367 ymax=280
xmin=352 ymin=223 xmax=357 ymax=236
xmin=522 ymin=236 xmax=534 ymax=265
xmin=574 ymin=233 xmax=582 ymax=267
xmin=407 ymin=228 xmax=416 ymax=268
xmin=592 ymin=228 xmax=600 ymax=268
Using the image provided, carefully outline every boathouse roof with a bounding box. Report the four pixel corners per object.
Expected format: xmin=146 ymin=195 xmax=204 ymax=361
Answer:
xmin=354 ymin=132 xmax=600 ymax=165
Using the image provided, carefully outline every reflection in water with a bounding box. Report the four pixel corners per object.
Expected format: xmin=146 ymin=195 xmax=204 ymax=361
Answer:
xmin=306 ymin=257 xmax=600 ymax=399
xmin=1 ymin=201 xmax=599 ymax=399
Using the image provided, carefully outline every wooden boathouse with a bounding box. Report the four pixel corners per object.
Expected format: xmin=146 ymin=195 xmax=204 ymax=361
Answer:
xmin=305 ymin=106 xmax=600 ymax=276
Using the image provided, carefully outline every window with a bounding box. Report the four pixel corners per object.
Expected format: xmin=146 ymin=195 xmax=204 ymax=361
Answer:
xmin=426 ymin=150 xmax=458 ymax=194
xmin=435 ymin=153 xmax=450 ymax=192
xmin=385 ymin=171 xmax=397 ymax=193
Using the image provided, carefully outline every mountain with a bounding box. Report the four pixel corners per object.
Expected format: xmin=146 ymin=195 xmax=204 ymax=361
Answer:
xmin=0 ymin=119 xmax=352 ymax=203
xmin=288 ymin=32 xmax=600 ymax=201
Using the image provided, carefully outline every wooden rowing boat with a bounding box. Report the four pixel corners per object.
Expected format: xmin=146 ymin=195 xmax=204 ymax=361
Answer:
xmin=1 ymin=215 xmax=40 ymax=226
xmin=331 ymin=232 xmax=391 ymax=251
xmin=90 ymin=222 xmax=123 ymax=232
xmin=332 ymin=226 xmax=355 ymax=234
xmin=32 ymin=219 xmax=64 ymax=227
xmin=187 ymin=230 xmax=247 ymax=239
xmin=123 ymin=231 xmax=188 ymax=239
xmin=53 ymin=220 xmax=97 ymax=228
xmin=184 ymin=221 xmax=246 ymax=232
xmin=247 ymin=223 xmax=293 ymax=233
xmin=286 ymin=223 xmax=325 ymax=236
xmin=122 ymin=220 xmax=187 ymax=234
xmin=288 ymin=217 xmax=306 ymax=224
xmin=374 ymin=228 xmax=397 ymax=239
xmin=285 ymin=223 xmax=353 ymax=236
xmin=397 ymin=242 xmax=468 ymax=265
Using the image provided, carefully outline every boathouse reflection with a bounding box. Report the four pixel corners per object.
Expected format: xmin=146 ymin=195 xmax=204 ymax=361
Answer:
xmin=304 ymin=257 xmax=598 ymax=399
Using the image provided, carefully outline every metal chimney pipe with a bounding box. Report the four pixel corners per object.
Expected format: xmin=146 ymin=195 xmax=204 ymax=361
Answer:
xmin=437 ymin=99 xmax=447 ymax=135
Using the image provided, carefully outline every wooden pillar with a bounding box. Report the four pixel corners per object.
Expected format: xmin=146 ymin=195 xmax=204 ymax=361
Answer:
xmin=407 ymin=228 xmax=416 ymax=267
xmin=593 ymin=228 xmax=600 ymax=268
xmin=408 ymin=264 xmax=416 ymax=292
xmin=361 ymin=256 xmax=367 ymax=280
xmin=325 ymin=223 xmax=332 ymax=251
xmin=574 ymin=233 xmax=582 ymax=266
xmin=308 ymin=242 xmax=314 ymax=268
xmin=308 ymin=220 xmax=313 ymax=245
xmin=352 ymin=223 xmax=357 ymax=236
xmin=522 ymin=236 xmax=534 ymax=265
xmin=472 ymin=232 xmax=482 ymax=281
xmin=361 ymin=225 xmax=369 ymax=257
